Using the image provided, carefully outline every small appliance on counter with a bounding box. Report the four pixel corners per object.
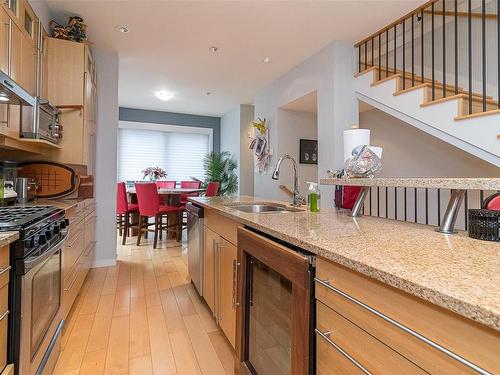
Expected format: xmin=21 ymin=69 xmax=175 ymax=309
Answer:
xmin=0 ymin=161 xmax=18 ymax=205
xmin=15 ymin=177 xmax=39 ymax=203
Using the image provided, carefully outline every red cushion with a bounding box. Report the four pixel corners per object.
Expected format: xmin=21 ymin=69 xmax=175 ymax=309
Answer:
xmin=159 ymin=205 xmax=182 ymax=214
xmin=126 ymin=204 xmax=139 ymax=213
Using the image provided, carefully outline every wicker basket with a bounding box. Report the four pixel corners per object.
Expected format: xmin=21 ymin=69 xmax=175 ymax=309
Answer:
xmin=468 ymin=209 xmax=500 ymax=242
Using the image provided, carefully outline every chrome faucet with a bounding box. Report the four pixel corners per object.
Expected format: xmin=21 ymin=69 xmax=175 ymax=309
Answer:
xmin=272 ymin=154 xmax=304 ymax=206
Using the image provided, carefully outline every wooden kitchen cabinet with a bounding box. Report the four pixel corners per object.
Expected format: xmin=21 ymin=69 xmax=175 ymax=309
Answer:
xmin=0 ymin=245 xmax=11 ymax=374
xmin=203 ymin=210 xmax=239 ymax=348
xmin=315 ymin=257 xmax=500 ymax=374
xmin=46 ymin=37 xmax=97 ymax=170
xmin=0 ymin=7 xmax=8 ymax=74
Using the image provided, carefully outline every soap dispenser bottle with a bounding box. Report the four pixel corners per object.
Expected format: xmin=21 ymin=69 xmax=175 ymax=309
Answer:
xmin=306 ymin=182 xmax=320 ymax=212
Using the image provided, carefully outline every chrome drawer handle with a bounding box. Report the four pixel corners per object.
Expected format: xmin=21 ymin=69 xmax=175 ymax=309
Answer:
xmin=0 ymin=265 xmax=11 ymax=277
xmin=0 ymin=310 xmax=9 ymax=321
xmin=315 ymin=329 xmax=371 ymax=374
xmin=315 ymin=278 xmax=491 ymax=375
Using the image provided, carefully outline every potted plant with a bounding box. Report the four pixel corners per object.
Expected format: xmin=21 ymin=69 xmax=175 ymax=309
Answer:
xmin=203 ymin=151 xmax=238 ymax=196
xmin=142 ymin=166 xmax=167 ymax=182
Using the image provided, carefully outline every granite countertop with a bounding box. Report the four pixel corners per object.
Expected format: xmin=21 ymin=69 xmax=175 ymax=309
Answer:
xmin=0 ymin=231 xmax=19 ymax=247
xmin=190 ymin=195 xmax=500 ymax=331
xmin=21 ymin=198 xmax=90 ymax=211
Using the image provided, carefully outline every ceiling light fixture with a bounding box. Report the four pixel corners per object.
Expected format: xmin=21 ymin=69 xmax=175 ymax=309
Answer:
xmin=263 ymin=57 xmax=272 ymax=63
xmin=115 ymin=25 xmax=129 ymax=33
xmin=155 ymin=90 xmax=174 ymax=101
xmin=206 ymin=91 xmax=212 ymax=96
xmin=0 ymin=95 xmax=9 ymax=102
xmin=209 ymin=46 xmax=218 ymax=52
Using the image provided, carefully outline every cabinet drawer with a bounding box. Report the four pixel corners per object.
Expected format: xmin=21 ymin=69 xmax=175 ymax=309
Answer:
xmin=63 ymin=255 xmax=87 ymax=318
xmin=63 ymin=224 xmax=85 ymax=281
xmin=317 ymin=331 xmax=367 ymax=375
xmin=316 ymin=258 xmax=500 ymax=374
xmin=0 ymin=283 xmax=8 ymax=372
xmin=316 ymin=301 xmax=424 ymax=374
xmin=84 ymin=212 xmax=96 ymax=252
xmin=205 ymin=210 xmax=238 ymax=245
xmin=0 ymin=246 xmax=9 ymax=289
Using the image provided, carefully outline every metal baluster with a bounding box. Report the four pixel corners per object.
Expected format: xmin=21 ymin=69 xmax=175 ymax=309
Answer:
xmin=432 ymin=2 xmax=435 ymax=100
xmin=358 ymin=45 xmax=361 ymax=72
xmin=412 ymin=13 xmax=415 ymax=86
xmin=394 ymin=24 xmax=397 ymax=74
xmin=455 ymin=0 xmax=458 ymax=94
xmin=482 ymin=0 xmax=487 ymax=112
xmin=468 ymin=0 xmax=472 ymax=114
xmin=443 ymin=0 xmax=446 ymax=98
xmin=403 ymin=19 xmax=406 ymax=89
xmin=386 ymin=29 xmax=389 ymax=77
xmin=378 ymin=34 xmax=381 ymax=79
xmin=371 ymin=37 xmax=374 ymax=66
xmin=365 ymin=41 xmax=368 ymax=70
xmin=421 ymin=9 xmax=425 ymax=83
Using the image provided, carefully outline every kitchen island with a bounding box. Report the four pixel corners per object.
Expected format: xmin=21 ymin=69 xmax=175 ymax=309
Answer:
xmin=190 ymin=195 xmax=500 ymax=374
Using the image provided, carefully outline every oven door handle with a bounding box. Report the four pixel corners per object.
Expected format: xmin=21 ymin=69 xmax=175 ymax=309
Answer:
xmin=24 ymin=231 xmax=68 ymax=272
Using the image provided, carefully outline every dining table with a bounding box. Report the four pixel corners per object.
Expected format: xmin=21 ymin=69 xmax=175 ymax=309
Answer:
xmin=126 ymin=187 xmax=206 ymax=240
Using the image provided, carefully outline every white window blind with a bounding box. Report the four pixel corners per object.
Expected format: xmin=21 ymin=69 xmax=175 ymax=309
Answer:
xmin=118 ymin=127 xmax=210 ymax=182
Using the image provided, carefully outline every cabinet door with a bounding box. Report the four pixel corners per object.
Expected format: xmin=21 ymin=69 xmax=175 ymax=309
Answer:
xmin=40 ymin=29 xmax=49 ymax=98
xmin=203 ymin=226 xmax=218 ymax=314
xmin=9 ymin=21 xmax=21 ymax=84
xmin=0 ymin=8 xmax=9 ymax=74
xmin=218 ymin=239 xmax=237 ymax=349
xmin=20 ymin=32 xmax=36 ymax=95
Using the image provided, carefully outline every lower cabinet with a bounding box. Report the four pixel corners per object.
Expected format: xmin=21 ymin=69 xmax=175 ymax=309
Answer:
xmin=63 ymin=199 xmax=96 ymax=318
xmin=0 ymin=245 xmax=10 ymax=374
xmin=203 ymin=214 xmax=238 ymax=349
xmin=315 ymin=257 xmax=500 ymax=374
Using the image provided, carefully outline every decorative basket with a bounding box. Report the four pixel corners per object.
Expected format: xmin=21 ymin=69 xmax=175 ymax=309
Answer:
xmin=468 ymin=209 xmax=500 ymax=242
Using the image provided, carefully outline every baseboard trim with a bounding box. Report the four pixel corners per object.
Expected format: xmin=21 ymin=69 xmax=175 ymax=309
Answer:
xmin=92 ymin=258 xmax=117 ymax=268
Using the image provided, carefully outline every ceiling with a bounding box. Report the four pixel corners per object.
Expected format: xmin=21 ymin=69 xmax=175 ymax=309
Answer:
xmin=46 ymin=0 xmax=425 ymax=117
xmin=281 ymin=91 xmax=317 ymax=114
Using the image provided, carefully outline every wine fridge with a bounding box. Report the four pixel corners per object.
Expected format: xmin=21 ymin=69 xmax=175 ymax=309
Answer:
xmin=236 ymin=227 xmax=315 ymax=375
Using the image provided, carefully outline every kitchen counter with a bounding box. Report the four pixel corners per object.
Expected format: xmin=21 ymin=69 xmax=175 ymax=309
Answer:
xmin=20 ymin=198 xmax=92 ymax=212
xmin=189 ymin=195 xmax=500 ymax=331
xmin=0 ymin=231 xmax=19 ymax=247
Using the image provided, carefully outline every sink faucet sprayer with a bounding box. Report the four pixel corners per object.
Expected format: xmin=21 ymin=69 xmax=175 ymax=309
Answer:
xmin=272 ymin=155 xmax=304 ymax=206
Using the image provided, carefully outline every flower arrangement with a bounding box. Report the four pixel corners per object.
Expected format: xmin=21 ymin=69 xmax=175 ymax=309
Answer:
xmin=142 ymin=166 xmax=167 ymax=181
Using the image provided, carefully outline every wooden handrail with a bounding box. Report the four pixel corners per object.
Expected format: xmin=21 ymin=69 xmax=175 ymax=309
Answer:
xmin=423 ymin=9 xmax=497 ymax=20
xmin=355 ymin=0 xmax=438 ymax=47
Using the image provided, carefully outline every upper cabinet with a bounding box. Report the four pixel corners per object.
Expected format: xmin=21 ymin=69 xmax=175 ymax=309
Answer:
xmin=0 ymin=7 xmax=9 ymax=74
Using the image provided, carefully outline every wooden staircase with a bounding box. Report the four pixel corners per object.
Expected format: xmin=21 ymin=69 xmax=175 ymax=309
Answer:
xmin=357 ymin=66 xmax=500 ymax=120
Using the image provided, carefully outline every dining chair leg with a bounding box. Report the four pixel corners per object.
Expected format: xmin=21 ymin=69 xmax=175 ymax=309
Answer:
xmin=153 ymin=216 xmax=159 ymax=249
xmin=136 ymin=215 xmax=143 ymax=246
xmin=159 ymin=216 xmax=163 ymax=240
xmin=177 ymin=211 xmax=182 ymax=242
xmin=122 ymin=213 xmax=129 ymax=246
xmin=118 ymin=214 xmax=123 ymax=236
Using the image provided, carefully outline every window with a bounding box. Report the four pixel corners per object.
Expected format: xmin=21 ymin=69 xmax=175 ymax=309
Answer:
xmin=117 ymin=122 xmax=212 ymax=183
xmin=24 ymin=11 xmax=32 ymax=36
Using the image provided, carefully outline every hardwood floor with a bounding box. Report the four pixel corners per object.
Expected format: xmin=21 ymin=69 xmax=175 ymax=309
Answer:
xmin=54 ymin=233 xmax=235 ymax=375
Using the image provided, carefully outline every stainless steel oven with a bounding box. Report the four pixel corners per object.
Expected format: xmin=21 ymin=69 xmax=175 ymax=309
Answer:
xmin=17 ymin=231 xmax=67 ymax=375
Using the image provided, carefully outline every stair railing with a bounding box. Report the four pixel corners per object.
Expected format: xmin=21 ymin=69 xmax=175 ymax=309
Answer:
xmin=355 ymin=0 xmax=499 ymax=116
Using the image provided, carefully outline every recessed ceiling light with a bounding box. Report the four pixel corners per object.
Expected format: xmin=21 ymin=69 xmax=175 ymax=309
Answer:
xmin=0 ymin=95 xmax=9 ymax=102
xmin=115 ymin=25 xmax=129 ymax=33
xmin=155 ymin=90 xmax=174 ymax=101
xmin=263 ymin=57 xmax=272 ymax=63
xmin=209 ymin=46 xmax=218 ymax=52
xmin=206 ymin=91 xmax=212 ymax=96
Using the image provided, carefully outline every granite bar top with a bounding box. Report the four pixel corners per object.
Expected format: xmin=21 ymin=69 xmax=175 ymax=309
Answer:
xmin=190 ymin=195 xmax=500 ymax=331
xmin=320 ymin=177 xmax=500 ymax=190
xmin=0 ymin=232 xmax=19 ymax=247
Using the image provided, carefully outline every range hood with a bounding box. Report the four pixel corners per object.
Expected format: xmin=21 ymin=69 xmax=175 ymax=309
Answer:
xmin=0 ymin=70 xmax=36 ymax=107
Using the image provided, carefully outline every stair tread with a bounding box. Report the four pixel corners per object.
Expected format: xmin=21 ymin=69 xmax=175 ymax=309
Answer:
xmin=455 ymin=109 xmax=500 ymax=120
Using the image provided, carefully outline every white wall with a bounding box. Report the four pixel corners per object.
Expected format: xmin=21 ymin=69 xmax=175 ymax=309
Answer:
xmin=253 ymin=42 xmax=358 ymax=206
xmin=276 ymin=109 xmax=318 ymax=196
xmin=28 ymin=0 xmax=52 ymax=30
xmin=360 ymin=108 xmax=500 ymax=177
xmin=93 ymin=48 xmax=119 ymax=267
xmin=220 ymin=104 xmax=255 ymax=195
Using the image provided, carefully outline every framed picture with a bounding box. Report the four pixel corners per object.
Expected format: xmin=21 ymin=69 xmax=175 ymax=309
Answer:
xmin=299 ymin=139 xmax=318 ymax=164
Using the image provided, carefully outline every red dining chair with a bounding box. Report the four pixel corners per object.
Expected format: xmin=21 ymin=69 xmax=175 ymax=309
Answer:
xmin=116 ymin=182 xmax=139 ymax=245
xmin=205 ymin=182 xmax=219 ymax=197
xmin=135 ymin=183 xmax=182 ymax=248
xmin=180 ymin=180 xmax=202 ymax=204
xmin=156 ymin=180 xmax=176 ymax=204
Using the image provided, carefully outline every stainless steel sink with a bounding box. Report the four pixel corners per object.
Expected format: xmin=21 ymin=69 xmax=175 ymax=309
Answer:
xmin=227 ymin=203 xmax=304 ymax=213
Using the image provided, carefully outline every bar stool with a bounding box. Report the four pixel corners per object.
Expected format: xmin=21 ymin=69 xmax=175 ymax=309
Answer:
xmin=116 ymin=182 xmax=139 ymax=245
xmin=204 ymin=181 xmax=220 ymax=197
xmin=180 ymin=180 xmax=202 ymax=204
xmin=135 ymin=182 xmax=182 ymax=248
xmin=156 ymin=180 xmax=176 ymax=205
